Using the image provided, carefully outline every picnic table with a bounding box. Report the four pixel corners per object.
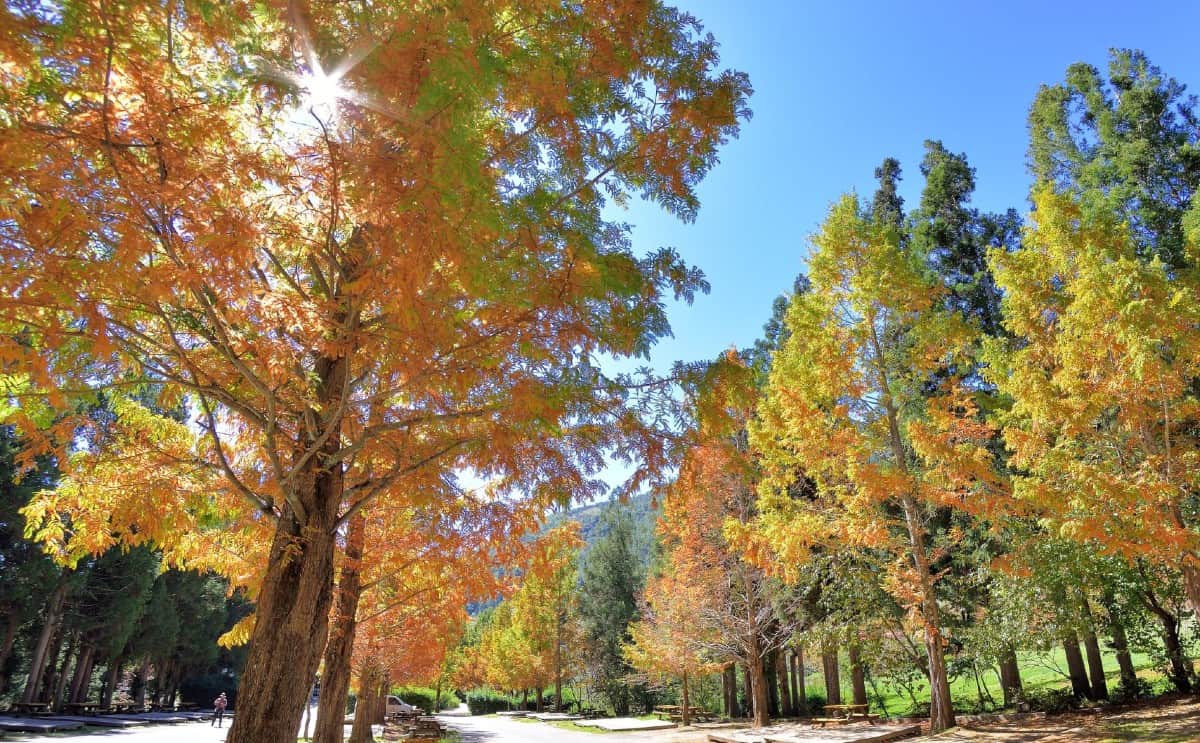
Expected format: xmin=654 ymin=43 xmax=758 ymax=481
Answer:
xmin=64 ymin=702 xmax=101 ymax=715
xmin=397 ymin=715 xmax=442 ymax=742
xmin=653 ymin=704 xmax=714 ymax=723
xmin=811 ymin=703 xmax=876 ymax=727
xmin=9 ymin=701 xmax=51 ymax=716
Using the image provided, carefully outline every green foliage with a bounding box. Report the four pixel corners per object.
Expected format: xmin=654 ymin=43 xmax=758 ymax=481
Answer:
xmin=392 ymin=685 xmax=458 ymax=712
xmin=466 ymin=690 xmax=518 ymax=715
xmin=1028 ymin=48 xmax=1200 ymax=268
xmin=577 ymin=504 xmax=650 ymax=714
xmin=0 ymin=426 xmax=61 ymax=692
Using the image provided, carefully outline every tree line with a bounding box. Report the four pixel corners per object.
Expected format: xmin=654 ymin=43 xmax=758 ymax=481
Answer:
xmin=618 ymin=48 xmax=1200 ymax=733
xmin=1 ymin=426 xmax=249 ymax=711
xmin=446 ymin=48 xmax=1200 ymax=735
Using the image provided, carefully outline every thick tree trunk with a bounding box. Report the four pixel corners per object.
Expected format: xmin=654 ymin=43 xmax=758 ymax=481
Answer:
xmin=48 ymin=631 xmax=73 ymax=707
xmin=1181 ymin=560 xmax=1200 ymax=630
xmin=1079 ymin=600 xmax=1108 ymax=700
xmin=776 ymin=648 xmax=793 ymax=717
xmin=1081 ymin=630 xmax=1108 ymax=700
xmin=1106 ymin=612 xmax=1138 ymax=694
xmin=67 ymin=644 xmax=94 ymax=705
xmin=998 ymin=647 xmax=1022 ymax=708
xmin=101 ymin=659 xmax=122 ymax=708
xmin=535 ymin=687 xmax=544 ymax=713
xmin=821 ymin=642 xmax=840 ymax=705
xmin=134 ymin=661 xmax=150 ymax=708
xmin=314 ymin=511 xmax=367 ymax=743
xmin=1146 ymin=604 xmax=1192 ymax=693
xmin=226 ymin=503 xmax=338 ymax=743
xmin=227 ymin=348 xmax=347 ymax=743
xmin=348 ymin=663 xmax=384 ymax=743
xmin=748 ymin=652 xmax=770 ymax=727
xmin=21 ymin=579 xmax=67 ymax=704
xmin=848 ymin=644 xmax=868 ymax=707
xmin=1062 ymin=632 xmax=1090 ymax=699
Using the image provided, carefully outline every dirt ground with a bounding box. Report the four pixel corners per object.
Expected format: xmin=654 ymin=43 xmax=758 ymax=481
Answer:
xmin=928 ymin=697 xmax=1200 ymax=743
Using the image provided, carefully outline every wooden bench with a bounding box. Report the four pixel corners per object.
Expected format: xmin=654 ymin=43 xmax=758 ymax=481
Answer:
xmin=65 ymin=702 xmax=101 ymax=716
xmin=811 ymin=716 xmax=854 ymax=727
xmin=812 ymin=703 xmax=877 ymax=727
xmin=398 ymin=717 xmax=442 ymax=742
xmin=655 ymin=704 xmax=714 ymax=723
xmin=9 ymin=701 xmax=51 ymax=716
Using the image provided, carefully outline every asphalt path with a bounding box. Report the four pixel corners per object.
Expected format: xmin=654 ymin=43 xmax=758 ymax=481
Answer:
xmin=436 ymin=709 xmax=707 ymax=743
xmin=3 ymin=719 xmax=230 ymax=742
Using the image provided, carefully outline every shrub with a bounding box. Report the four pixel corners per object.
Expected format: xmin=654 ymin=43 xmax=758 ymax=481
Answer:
xmin=466 ymin=690 xmax=518 ymax=715
xmin=804 ymin=693 xmax=826 ymax=713
xmin=1021 ymin=687 xmax=1077 ymax=714
xmin=392 ymin=686 xmax=458 ymax=712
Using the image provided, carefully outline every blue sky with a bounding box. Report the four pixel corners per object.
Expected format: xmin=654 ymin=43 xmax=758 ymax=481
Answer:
xmin=621 ymin=0 xmax=1200 ymax=373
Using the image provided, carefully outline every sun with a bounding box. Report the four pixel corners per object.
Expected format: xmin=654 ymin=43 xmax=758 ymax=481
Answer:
xmin=300 ymin=68 xmax=346 ymax=116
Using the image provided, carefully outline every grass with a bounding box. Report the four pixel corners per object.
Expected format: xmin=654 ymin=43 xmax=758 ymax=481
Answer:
xmin=807 ymin=645 xmax=1180 ymax=717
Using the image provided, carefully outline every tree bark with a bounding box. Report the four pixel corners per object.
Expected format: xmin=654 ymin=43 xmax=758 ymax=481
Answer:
xmin=748 ymin=651 xmax=770 ymax=727
xmin=67 ymin=644 xmax=95 ymax=705
xmin=821 ymin=642 xmax=840 ymax=705
xmin=776 ymin=648 xmax=793 ymax=717
xmin=134 ymin=661 xmax=150 ymax=708
xmin=793 ymin=646 xmax=807 ymax=715
xmin=101 ymin=658 xmax=123 ymax=708
xmin=227 ymin=496 xmax=340 ymax=743
xmin=227 ymin=348 xmax=348 ymax=743
xmin=1081 ymin=629 xmax=1108 ymax=701
xmin=48 ymin=631 xmax=72 ymax=707
xmin=681 ymin=671 xmax=690 ymax=726
xmin=313 ymin=511 xmax=367 ymax=743
xmin=871 ymin=322 xmax=954 ymax=731
xmin=1180 ymin=560 xmax=1200 ymax=632
xmin=1106 ymin=612 xmax=1138 ymax=695
xmin=1062 ymin=632 xmax=1091 ymax=699
xmin=348 ymin=662 xmax=384 ymax=743
xmin=722 ymin=665 xmax=735 ymax=718
xmin=848 ymin=644 xmax=868 ymax=707
xmin=998 ymin=647 xmax=1022 ymax=708
xmin=21 ymin=579 xmax=67 ymax=704
xmin=1145 ymin=602 xmax=1192 ymax=693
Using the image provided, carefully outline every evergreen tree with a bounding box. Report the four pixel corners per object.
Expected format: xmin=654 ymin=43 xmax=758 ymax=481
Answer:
xmin=1028 ymin=49 xmax=1200 ymax=269
xmin=578 ymin=504 xmax=648 ymax=714
xmin=0 ymin=426 xmax=60 ymax=695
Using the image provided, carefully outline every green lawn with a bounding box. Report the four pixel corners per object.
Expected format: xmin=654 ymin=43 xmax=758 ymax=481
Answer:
xmin=804 ymin=646 xmax=1177 ymax=716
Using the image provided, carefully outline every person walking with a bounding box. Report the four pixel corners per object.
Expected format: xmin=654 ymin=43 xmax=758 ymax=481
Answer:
xmin=212 ymin=692 xmax=228 ymax=728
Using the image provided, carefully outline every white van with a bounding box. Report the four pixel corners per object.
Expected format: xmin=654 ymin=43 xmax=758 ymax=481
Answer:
xmin=385 ymin=696 xmax=419 ymax=718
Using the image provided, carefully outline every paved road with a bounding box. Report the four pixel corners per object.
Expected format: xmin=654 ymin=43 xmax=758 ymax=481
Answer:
xmin=5 ymin=720 xmax=230 ymax=742
xmin=436 ymin=711 xmax=708 ymax=743
xmin=3 ymin=705 xmax=338 ymax=742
